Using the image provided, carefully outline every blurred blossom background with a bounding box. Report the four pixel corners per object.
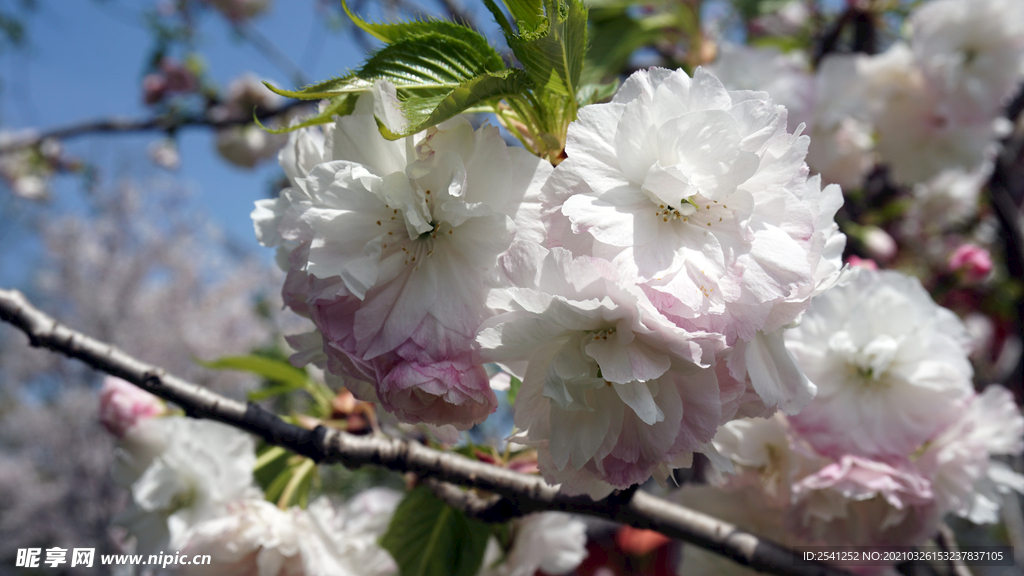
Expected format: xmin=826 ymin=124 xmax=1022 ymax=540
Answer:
xmin=2 ymin=1 xmax=1024 ymax=575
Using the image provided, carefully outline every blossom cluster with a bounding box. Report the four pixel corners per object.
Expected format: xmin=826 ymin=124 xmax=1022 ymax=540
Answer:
xmin=254 ymin=65 xmax=846 ymax=497
xmin=676 ymin=267 xmax=1024 ymax=575
xmin=98 ymin=376 xmax=588 ymax=576
xmin=710 ymin=0 xmax=1024 ymax=192
xmin=707 ymin=0 xmax=1024 ymax=343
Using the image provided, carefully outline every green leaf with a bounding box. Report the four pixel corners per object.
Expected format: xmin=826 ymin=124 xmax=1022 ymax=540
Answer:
xmin=342 ymin=2 xmax=504 ymax=80
xmin=264 ymin=464 xmax=295 ymax=504
xmin=263 ymin=29 xmax=505 ymax=101
xmin=503 ymin=0 xmax=545 ymax=29
xmin=379 ymin=69 xmax=533 ymax=139
xmin=199 ymin=354 xmax=309 ymax=390
xmin=361 ymin=34 xmax=506 ymax=89
xmin=380 ymin=486 xmax=491 ymax=576
xmin=506 ymin=376 xmax=523 ymax=405
xmin=278 ymin=458 xmax=316 ymax=509
xmin=255 ymin=94 xmax=358 ymax=135
xmin=254 ymin=446 xmax=291 ymax=492
xmin=264 ymin=76 xmax=368 ymax=100
xmin=247 ymin=383 xmax=302 ymax=402
xmin=503 ymin=0 xmax=588 ymax=96
xmin=343 ymin=0 xmax=501 ymax=56
xmin=576 ymin=79 xmax=619 ymax=106
xmin=391 ymin=70 xmax=531 ymax=133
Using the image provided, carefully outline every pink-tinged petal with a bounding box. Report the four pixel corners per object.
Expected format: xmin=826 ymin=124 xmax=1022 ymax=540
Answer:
xmin=790 ymin=455 xmax=938 ymax=547
xmin=611 ymin=381 xmax=663 ymax=425
xmin=354 ymin=263 xmax=437 ymax=359
xmin=549 ymin=394 xmax=618 ymax=471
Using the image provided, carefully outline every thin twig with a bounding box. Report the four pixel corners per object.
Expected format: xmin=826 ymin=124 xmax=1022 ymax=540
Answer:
xmin=935 ymin=524 xmax=973 ymax=576
xmin=0 ymin=287 xmax=853 ymax=576
xmin=0 ymin=101 xmax=310 ymax=155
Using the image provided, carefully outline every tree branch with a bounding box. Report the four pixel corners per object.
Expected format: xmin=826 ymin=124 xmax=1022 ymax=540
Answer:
xmin=0 ymin=287 xmax=853 ymax=576
xmin=0 ymin=100 xmax=310 ymax=154
xmin=988 ymin=81 xmax=1024 ymax=392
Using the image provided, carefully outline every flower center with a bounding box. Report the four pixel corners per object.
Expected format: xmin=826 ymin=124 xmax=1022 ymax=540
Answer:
xmin=648 ymin=193 xmax=731 ymax=228
xmin=830 ymin=331 xmax=900 ymax=384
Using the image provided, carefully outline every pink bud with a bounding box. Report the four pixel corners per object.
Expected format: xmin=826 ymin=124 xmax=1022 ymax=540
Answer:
xmin=846 ymin=255 xmax=878 ymax=270
xmin=142 ymin=74 xmax=167 ymax=105
xmin=99 ymin=376 xmax=166 ymax=438
xmin=948 ymin=243 xmax=992 ymax=281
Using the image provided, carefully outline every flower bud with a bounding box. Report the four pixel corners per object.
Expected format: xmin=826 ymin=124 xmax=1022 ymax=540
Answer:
xmin=99 ymin=376 xmax=166 ymax=438
xmin=948 ymin=243 xmax=992 ymax=281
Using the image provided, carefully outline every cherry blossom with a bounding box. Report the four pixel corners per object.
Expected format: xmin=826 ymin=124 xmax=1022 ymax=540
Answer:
xmin=545 ymin=66 xmax=844 ymax=415
xmin=479 ymin=512 xmax=588 ymax=576
xmin=790 ymin=456 xmax=938 ymax=548
xmin=786 ymin=268 xmax=974 ymax=459
xmin=917 ymin=385 xmax=1024 ymax=523
xmin=479 ymin=242 xmax=729 ymax=497
xmin=254 ymin=86 xmax=552 ymax=429
xmin=910 ymin=0 xmax=1024 ymax=122
xmin=112 ymin=416 xmax=259 ymax=554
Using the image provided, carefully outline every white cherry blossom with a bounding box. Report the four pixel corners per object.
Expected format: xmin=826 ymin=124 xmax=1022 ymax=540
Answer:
xmin=254 ymin=86 xmax=551 ymax=430
xmin=112 ymin=416 xmax=258 ymax=554
xmin=545 ymin=66 xmax=844 ymax=415
xmin=479 ymin=242 xmax=730 ymax=497
xmin=785 ymin=268 xmax=974 ymax=459
xmin=911 ymin=0 xmax=1024 ymax=122
xmin=180 ymin=489 xmax=401 ymax=576
xmin=918 ymin=385 xmax=1024 ymax=523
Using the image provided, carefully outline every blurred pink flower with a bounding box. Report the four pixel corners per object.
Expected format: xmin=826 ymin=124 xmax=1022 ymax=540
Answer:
xmin=948 ymin=243 xmax=993 ymax=281
xmin=791 ymin=455 xmax=938 ymax=547
xmin=142 ymin=58 xmax=198 ymax=105
xmin=845 ymin=255 xmax=878 ymax=270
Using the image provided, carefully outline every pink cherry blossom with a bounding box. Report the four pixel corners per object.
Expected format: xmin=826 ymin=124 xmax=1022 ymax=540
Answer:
xmin=948 ymin=243 xmax=993 ymax=280
xmin=790 ymin=456 xmax=938 ymax=547
xmin=479 ymin=242 xmax=729 ymax=497
xmin=254 ymin=86 xmax=551 ymax=430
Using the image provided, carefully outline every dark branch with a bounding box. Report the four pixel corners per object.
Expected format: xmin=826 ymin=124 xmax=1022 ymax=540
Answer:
xmin=0 ymin=287 xmax=854 ymax=576
xmin=988 ymin=81 xmax=1024 ymax=392
xmin=0 ymin=100 xmax=310 ymax=154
